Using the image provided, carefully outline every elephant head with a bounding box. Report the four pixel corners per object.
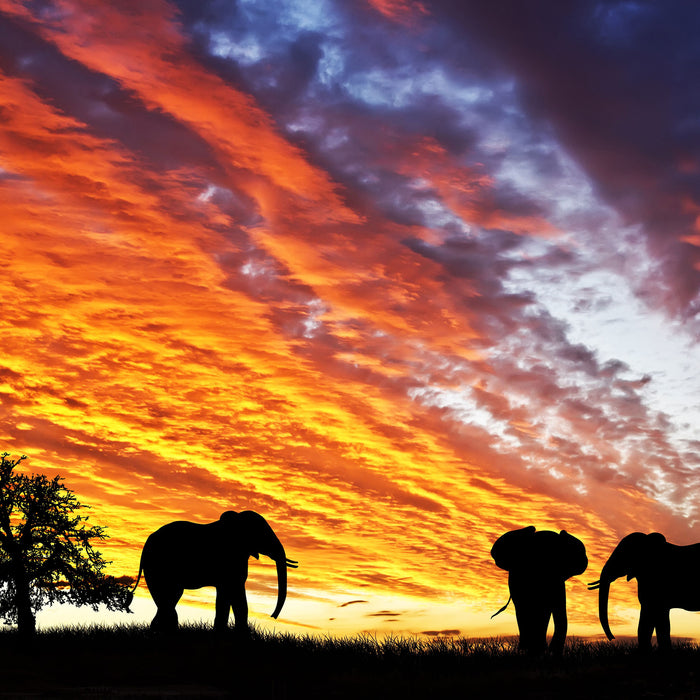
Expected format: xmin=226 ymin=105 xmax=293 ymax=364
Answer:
xmin=219 ymin=510 xmax=298 ymax=619
xmin=588 ymin=532 xmax=666 ymax=641
xmin=491 ymin=526 xmax=588 ymax=580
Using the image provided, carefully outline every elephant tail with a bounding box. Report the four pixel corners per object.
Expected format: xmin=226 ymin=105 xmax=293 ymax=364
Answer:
xmin=490 ymin=596 xmax=512 ymax=619
xmin=125 ymin=557 xmax=143 ymax=612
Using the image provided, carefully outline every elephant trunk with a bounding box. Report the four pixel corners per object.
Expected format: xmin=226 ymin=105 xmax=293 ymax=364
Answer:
xmin=271 ymin=556 xmax=287 ymax=619
xmin=594 ymin=558 xmax=626 ymax=641
xmin=597 ymin=577 xmax=615 ymax=641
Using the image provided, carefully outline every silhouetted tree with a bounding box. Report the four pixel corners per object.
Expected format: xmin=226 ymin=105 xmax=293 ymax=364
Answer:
xmin=0 ymin=453 xmax=130 ymax=635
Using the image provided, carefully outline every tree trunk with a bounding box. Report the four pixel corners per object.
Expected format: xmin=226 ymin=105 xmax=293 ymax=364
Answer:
xmin=12 ymin=560 xmax=35 ymax=637
xmin=16 ymin=598 xmax=36 ymax=637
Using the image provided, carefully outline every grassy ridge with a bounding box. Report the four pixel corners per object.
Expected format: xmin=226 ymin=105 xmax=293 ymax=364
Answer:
xmin=1 ymin=624 xmax=698 ymax=698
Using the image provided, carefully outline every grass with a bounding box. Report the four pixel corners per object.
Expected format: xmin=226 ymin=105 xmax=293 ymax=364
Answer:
xmin=1 ymin=624 xmax=699 ymax=698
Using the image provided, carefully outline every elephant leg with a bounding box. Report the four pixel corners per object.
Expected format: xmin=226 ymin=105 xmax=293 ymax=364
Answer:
xmin=549 ymin=583 xmax=568 ymax=655
xmin=231 ymin=586 xmax=249 ymax=636
xmin=149 ymin=584 xmax=182 ymax=632
xmin=654 ymin=609 xmax=671 ymax=652
xmin=214 ymin=587 xmax=232 ymax=632
xmin=514 ymin=598 xmax=549 ymax=654
xmin=637 ymin=606 xmax=654 ymax=653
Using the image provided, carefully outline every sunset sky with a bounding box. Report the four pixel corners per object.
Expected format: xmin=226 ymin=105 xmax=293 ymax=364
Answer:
xmin=2 ymin=0 xmax=700 ymax=640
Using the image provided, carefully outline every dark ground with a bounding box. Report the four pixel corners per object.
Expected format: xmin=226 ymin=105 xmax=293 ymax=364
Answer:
xmin=1 ymin=625 xmax=699 ymax=699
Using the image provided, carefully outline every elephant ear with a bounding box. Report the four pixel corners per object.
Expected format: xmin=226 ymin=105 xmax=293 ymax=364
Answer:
xmin=557 ymin=530 xmax=588 ymax=580
xmin=627 ymin=532 xmax=666 ymax=580
xmin=491 ymin=526 xmax=536 ymax=571
xmin=218 ymin=510 xmax=261 ymax=559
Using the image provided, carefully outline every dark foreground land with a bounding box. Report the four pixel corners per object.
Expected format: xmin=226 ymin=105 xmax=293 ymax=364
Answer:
xmin=1 ymin=624 xmax=699 ymax=699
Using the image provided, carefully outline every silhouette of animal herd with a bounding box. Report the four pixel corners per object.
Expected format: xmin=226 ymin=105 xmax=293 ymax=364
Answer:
xmin=128 ymin=511 xmax=699 ymax=653
xmin=491 ymin=526 xmax=700 ymax=653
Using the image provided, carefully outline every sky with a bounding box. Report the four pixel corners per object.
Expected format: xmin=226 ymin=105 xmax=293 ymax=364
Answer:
xmin=2 ymin=0 xmax=700 ymax=640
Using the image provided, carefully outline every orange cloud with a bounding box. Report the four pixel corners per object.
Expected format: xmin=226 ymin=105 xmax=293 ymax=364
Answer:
xmin=1 ymin=0 xmax=357 ymax=224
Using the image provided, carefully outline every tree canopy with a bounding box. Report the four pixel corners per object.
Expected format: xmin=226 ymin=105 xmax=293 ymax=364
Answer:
xmin=0 ymin=452 xmax=131 ymax=635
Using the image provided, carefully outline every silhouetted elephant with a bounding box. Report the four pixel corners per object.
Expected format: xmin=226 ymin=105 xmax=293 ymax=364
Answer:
xmin=128 ymin=510 xmax=298 ymax=633
xmin=589 ymin=532 xmax=700 ymax=651
xmin=491 ymin=526 xmax=588 ymax=654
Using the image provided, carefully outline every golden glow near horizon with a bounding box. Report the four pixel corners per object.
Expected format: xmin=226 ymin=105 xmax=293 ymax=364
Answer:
xmin=2 ymin=0 xmax=700 ymax=641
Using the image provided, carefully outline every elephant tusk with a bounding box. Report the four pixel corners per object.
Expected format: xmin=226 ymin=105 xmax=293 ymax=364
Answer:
xmin=286 ymin=558 xmax=299 ymax=568
xmin=587 ymin=580 xmax=601 ymax=590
